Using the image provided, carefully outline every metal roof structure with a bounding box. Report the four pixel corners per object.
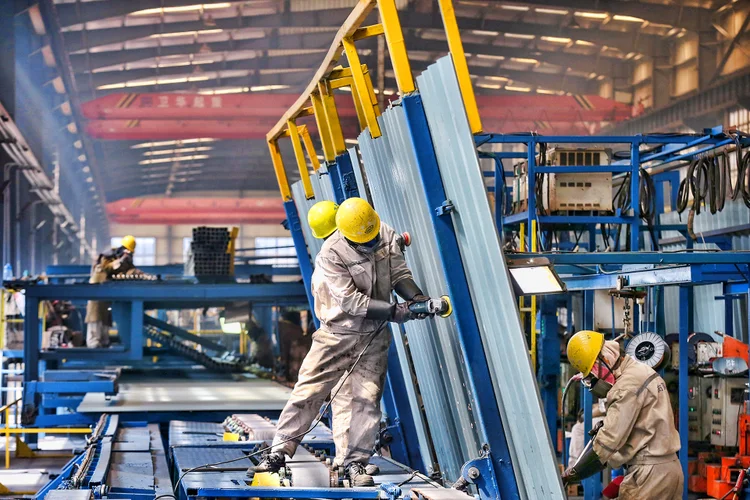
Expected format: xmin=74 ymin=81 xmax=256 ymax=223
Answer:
xmin=40 ymin=0 xmax=731 ymax=203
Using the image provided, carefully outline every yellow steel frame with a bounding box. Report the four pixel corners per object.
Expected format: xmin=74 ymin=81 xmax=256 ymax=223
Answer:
xmin=317 ymin=81 xmax=347 ymax=157
xmin=518 ymin=223 xmax=538 ymax=369
xmin=342 ymin=37 xmax=381 ymax=138
xmin=299 ymin=126 xmax=322 ymax=172
xmin=265 ymin=0 xmax=483 ymax=199
xmin=2 ymin=398 xmax=89 ymax=470
xmin=436 ymin=0 xmax=482 ymax=134
xmin=287 ymin=119 xmax=315 ymax=199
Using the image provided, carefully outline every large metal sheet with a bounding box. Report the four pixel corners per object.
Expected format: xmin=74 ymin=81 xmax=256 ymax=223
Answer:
xmin=359 ymin=107 xmax=483 ymax=482
xmin=418 ymin=56 xmax=564 ymax=499
xmin=78 ymin=378 xmax=292 ymax=413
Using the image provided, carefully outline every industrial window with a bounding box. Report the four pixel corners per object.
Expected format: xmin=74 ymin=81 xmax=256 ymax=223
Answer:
xmin=254 ymin=237 xmax=296 ymax=266
xmin=110 ymin=237 xmax=156 ymax=266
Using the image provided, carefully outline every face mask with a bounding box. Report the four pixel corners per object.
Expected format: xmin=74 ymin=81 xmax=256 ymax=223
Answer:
xmin=347 ymin=235 xmax=380 ymax=254
xmin=582 ymin=359 xmax=615 ymax=398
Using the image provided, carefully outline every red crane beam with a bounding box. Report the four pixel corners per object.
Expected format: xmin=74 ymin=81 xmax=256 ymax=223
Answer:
xmin=106 ymin=197 xmax=286 ymax=225
xmin=82 ymin=93 xmax=632 ymax=123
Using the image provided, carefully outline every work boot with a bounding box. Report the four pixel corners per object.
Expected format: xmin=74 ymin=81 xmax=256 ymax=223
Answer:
xmin=365 ymin=463 xmax=380 ymax=475
xmin=247 ymin=451 xmax=285 ymax=475
xmin=345 ymin=462 xmax=375 ymax=487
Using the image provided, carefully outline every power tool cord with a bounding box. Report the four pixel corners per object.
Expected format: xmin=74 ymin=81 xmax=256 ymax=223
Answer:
xmin=171 ymin=327 xmax=382 ymax=495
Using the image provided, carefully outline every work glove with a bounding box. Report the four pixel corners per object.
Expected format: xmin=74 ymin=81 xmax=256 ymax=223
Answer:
xmin=561 ymin=467 xmax=575 ymax=487
xmin=391 ymin=302 xmax=415 ymax=324
xmin=410 ymin=294 xmax=431 ymax=319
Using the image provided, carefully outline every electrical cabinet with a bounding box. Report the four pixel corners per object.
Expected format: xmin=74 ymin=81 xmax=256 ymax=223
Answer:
xmin=710 ymin=377 xmax=746 ymax=447
xmin=688 ymin=376 xmax=713 ymax=442
xmin=512 ymin=147 xmax=613 ymax=213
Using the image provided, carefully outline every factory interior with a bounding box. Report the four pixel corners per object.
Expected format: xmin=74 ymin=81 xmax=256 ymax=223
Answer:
xmin=3 ymin=0 xmax=750 ymax=499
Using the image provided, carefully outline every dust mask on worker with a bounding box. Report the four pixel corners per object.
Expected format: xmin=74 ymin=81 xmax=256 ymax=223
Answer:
xmin=582 ymin=358 xmax=616 ymax=398
xmin=347 ymin=234 xmax=381 ymax=254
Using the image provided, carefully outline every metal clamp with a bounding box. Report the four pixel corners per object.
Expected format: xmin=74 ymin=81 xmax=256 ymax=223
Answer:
xmin=378 ymin=482 xmax=402 ymax=500
xmin=458 ymin=454 xmax=500 ymax=499
xmin=435 ymin=200 xmax=454 ymax=216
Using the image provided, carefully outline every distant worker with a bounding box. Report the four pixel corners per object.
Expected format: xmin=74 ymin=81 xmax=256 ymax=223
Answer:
xmin=562 ymin=331 xmax=682 ymax=499
xmin=85 ymin=235 xmax=138 ymax=348
xmin=250 ymin=197 xmax=434 ymax=486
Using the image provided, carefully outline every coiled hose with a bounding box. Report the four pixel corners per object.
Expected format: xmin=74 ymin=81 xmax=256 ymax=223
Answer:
xmin=677 ymin=144 xmax=750 ymax=214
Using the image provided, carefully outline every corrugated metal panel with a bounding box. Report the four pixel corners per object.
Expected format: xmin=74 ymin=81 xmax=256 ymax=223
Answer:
xmin=291 ymin=172 xmax=337 ymax=262
xmin=317 ymin=165 xmax=337 ymax=203
xmin=358 ymin=108 xmax=483 ymax=482
xmin=348 ymin=146 xmax=370 ymax=202
xmin=418 ymin=56 xmax=564 ymax=499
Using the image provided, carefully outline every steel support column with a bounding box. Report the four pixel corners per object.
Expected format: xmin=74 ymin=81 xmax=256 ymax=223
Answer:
xmin=678 ymin=285 xmax=692 ymax=500
xmin=283 ymin=200 xmax=315 ymax=317
xmin=402 ymin=92 xmax=518 ymax=499
xmin=539 ymin=296 xmax=560 ymax=452
xmin=581 ymin=289 xmax=601 ymax=500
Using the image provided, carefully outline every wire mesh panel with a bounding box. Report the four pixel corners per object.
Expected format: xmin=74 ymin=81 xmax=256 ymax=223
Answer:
xmin=359 ymin=107 xmax=483 ymax=483
xmin=418 ymin=56 xmax=565 ymax=499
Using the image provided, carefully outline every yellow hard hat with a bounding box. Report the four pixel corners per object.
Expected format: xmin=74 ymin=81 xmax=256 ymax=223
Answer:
xmin=121 ymin=235 xmax=136 ymax=253
xmin=567 ymin=330 xmax=605 ymax=377
xmin=335 ymin=197 xmax=380 ymax=244
xmin=308 ymin=200 xmax=339 ymax=239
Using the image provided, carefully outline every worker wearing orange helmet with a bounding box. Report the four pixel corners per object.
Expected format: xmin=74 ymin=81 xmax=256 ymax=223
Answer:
xmin=85 ymin=235 xmax=138 ymax=348
xmin=250 ymin=197 xmax=433 ymax=486
xmin=562 ymin=330 xmax=682 ymax=499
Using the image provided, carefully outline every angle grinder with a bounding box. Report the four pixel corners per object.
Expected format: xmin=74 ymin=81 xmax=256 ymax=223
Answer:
xmin=408 ymin=295 xmax=453 ymax=318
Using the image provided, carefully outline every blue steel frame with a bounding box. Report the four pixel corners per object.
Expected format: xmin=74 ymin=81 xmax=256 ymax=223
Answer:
xmin=403 ymin=92 xmax=519 ymax=499
xmin=544 ymin=256 xmax=750 ymax=500
xmin=479 ymin=128 xmax=750 ymax=500
xmin=20 ymin=280 xmax=308 ymax=426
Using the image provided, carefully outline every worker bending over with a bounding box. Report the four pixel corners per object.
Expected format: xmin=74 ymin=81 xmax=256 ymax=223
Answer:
xmin=563 ymin=330 xmax=682 ymax=499
xmin=85 ymin=235 xmax=138 ymax=348
xmin=251 ymin=198 xmax=431 ymax=486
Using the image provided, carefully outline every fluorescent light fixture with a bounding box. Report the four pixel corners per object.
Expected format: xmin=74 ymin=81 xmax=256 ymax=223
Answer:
xmin=142 ymin=146 xmax=213 ymax=156
xmin=541 ymin=36 xmax=571 ymax=44
xmin=132 ymin=3 xmax=232 ymax=15
xmin=219 ymin=316 xmax=243 ymax=334
xmin=507 ymin=257 xmax=566 ymax=295
xmin=150 ymin=29 xmax=223 ymax=39
xmin=536 ymin=88 xmax=557 ymax=94
xmin=501 ymin=5 xmax=529 ymax=11
xmin=139 ymin=154 xmax=209 ymax=165
xmin=345 ymin=139 xmax=358 ymax=145
xmin=249 ymin=84 xmax=290 ymax=92
xmin=505 ymin=85 xmax=531 ymax=92
xmin=97 ymin=74 xmax=210 ymax=90
xmin=198 ymin=87 xmax=249 ymax=95
xmin=536 ymin=7 xmax=568 ymax=15
xmin=613 ymin=15 xmax=644 ymax=22
xmin=486 ymin=75 xmax=510 ymax=82
xmin=575 ymin=11 xmax=608 ymax=19
xmin=511 ymin=57 xmax=539 ymax=64
xmin=477 ymin=54 xmax=505 ymax=60
xmin=575 ymin=40 xmax=595 ymax=46
xmin=471 ymin=29 xmax=500 ymax=36
xmin=505 ymin=33 xmax=535 ymax=39
xmin=132 ymin=138 xmax=216 ymax=149
xmin=477 ymin=83 xmax=502 ymax=90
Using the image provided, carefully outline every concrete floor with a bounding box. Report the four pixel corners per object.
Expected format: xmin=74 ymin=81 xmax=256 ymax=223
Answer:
xmin=0 ymin=435 xmax=84 ymax=497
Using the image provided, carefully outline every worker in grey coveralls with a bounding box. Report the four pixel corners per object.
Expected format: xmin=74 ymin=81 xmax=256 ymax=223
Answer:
xmin=563 ymin=331 xmax=683 ymax=499
xmin=85 ymin=236 xmax=137 ymax=348
xmin=250 ymin=197 xmax=432 ymax=486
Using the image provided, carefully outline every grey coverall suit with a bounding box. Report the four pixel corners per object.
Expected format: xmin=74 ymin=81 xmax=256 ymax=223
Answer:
xmin=271 ymin=222 xmax=411 ymax=466
xmin=85 ymin=248 xmax=135 ymax=348
xmin=592 ymin=354 xmax=683 ymax=500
